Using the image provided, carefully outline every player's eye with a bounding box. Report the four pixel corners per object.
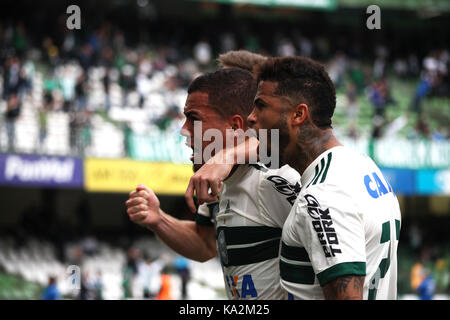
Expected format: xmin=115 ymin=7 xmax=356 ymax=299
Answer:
xmin=184 ymin=113 xmax=199 ymax=122
xmin=254 ymin=99 xmax=266 ymax=110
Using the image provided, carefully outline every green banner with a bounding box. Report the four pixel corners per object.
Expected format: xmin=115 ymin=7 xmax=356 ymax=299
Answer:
xmin=129 ymin=132 xmax=450 ymax=170
xmin=128 ymin=131 xmax=192 ymax=164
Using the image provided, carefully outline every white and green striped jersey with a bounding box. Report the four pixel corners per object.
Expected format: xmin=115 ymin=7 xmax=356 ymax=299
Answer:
xmin=196 ymin=163 xmax=301 ymax=300
xmin=280 ymin=146 xmax=401 ymax=300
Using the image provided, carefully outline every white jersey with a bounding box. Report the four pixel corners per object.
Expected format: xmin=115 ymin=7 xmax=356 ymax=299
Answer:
xmin=196 ymin=163 xmax=301 ymax=300
xmin=280 ymin=146 xmax=401 ymax=300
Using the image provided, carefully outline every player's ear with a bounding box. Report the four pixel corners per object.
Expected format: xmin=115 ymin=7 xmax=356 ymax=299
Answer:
xmin=291 ymin=103 xmax=308 ymax=127
xmin=229 ymin=114 xmax=245 ymax=131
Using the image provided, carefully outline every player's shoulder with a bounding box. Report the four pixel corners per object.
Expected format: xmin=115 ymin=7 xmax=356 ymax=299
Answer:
xmin=254 ymin=163 xmax=301 ymax=184
xmin=254 ymin=163 xmax=301 ymax=206
xmin=302 ymin=146 xmax=371 ymax=190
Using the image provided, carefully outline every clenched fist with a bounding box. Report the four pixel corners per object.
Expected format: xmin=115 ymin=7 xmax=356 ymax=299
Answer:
xmin=125 ymin=184 xmax=161 ymax=229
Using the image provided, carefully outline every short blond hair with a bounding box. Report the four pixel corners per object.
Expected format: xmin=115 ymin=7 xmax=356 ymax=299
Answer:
xmin=217 ymin=50 xmax=267 ymax=72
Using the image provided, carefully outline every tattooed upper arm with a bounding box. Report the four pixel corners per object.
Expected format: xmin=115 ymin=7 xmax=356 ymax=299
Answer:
xmin=322 ymin=275 xmax=365 ymax=300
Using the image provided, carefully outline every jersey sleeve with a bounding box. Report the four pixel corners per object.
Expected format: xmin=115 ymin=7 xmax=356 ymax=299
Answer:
xmin=195 ymin=202 xmax=217 ymax=227
xmin=258 ymin=164 xmax=301 ymax=228
xmin=294 ymin=184 xmax=366 ymax=286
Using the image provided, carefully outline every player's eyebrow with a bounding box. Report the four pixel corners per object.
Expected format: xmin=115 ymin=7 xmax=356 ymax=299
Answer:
xmin=253 ymin=97 xmax=267 ymax=108
xmin=184 ymin=110 xmax=201 ymax=118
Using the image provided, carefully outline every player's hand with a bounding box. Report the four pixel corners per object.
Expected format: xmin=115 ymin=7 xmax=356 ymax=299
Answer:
xmin=185 ymin=160 xmax=233 ymax=213
xmin=125 ymin=184 xmax=161 ymax=229
xmin=185 ymin=135 xmax=260 ymax=212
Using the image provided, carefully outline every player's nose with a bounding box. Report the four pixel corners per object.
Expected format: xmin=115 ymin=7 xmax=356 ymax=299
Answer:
xmin=247 ymin=108 xmax=257 ymax=128
xmin=180 ymin=124 xmax=191 ymax=138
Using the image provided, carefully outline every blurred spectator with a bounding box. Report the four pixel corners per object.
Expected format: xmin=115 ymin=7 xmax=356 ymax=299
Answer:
xmin=394 ymin=58 xmax=408 ymax=78
xmin=42 ymin=276 xmax=60 ymax=300
xmin=373 ymin=45 xmax=388 ymax=79
xmin=78 ymin=272 xmax=93 ymax=300
xmin=138 ymin=255 xmax=164 ymax=299
xmin=38 ymin=104 xmax=48 ymax=151
xmin=93 ymin=271 xmax=104 ymax=300
xmin=2 ymin=55 xmax=24 ymax=151
xmin=69 ymin=110 xmax=91 ymax=156
xmin=276 ymin=38 xmax=296 ymax=57
xmin=42 ymin=37 xmax=59 ymax=67
xmin=193 ymin=39 xmax=212 ymax=67
xmin=156 ymin=266 xmax=173 ymax=300
xmin=434 ymin=257 xmax=450 ymax=294
xmin=417 ymin=271 xmax=436 ymax=300
xmin=410 ymin=115 xmax=431 ymax=140
xmin=411 ymin=257 xmax=426 ymax=292
xmin=4 ymin=93 xmax=21 ymax=152
xmin=220 ymin=32 xmax=237 ymax=54
xmin=368 ymin=78 xmax=395 ymax=119
xmin=327 ymin=52 xmax=348 ymax=89
xmin=408 ymin=54 xmax=420 ymax=77
xmin=122 ymin=268 xmax=133 ymax=299
xmin=60 ymin=66 xmax=77 ymax=112
xmin=136 ymin=72 xmax=151 ymax=109
xmin=119 ymin=63 xmax=136 ymax=107
xmin=174 ymin=256 xmax=190 ymax=300
xmin=411 ymin=74 xmax=433 ymax=115
xmin=102 ymin=67 xmax=112 ymax=111
xmin=411 ymin=50 xmax=449 ymax=114
xmin=410 ymin=247 xmax=439 ymax=300
xmin=297 ymin=34 xmax=313 ymax=58
xmin=75 ymin=72 xmax=88 ymax=112
xmin=408 ymin=223 xmax=423 ymax=254
xmin=122 ymin=247 xmax=141 ymax=299
xmin=80 ymin=234 xmax=99 ymax=256
xmin=346 ymin=82 xmax=359 ymax=127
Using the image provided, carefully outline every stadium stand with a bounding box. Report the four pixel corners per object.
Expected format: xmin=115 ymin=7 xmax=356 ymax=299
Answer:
xmin=0 ymin=235 xmax=227 ymax=300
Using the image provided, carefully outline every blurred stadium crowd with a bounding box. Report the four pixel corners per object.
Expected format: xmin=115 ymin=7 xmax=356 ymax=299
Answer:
xmin=0 ymin=3 xmax=449 ymax=300
xmin=1 ymin=17 xmax=449 ymax=157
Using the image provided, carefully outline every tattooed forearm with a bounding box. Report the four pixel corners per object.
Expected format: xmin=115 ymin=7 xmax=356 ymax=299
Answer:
xmin=322 ymin=275 xmax=365 ymax=300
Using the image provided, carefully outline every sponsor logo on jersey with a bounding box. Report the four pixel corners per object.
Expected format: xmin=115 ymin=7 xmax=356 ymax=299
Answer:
xmin=267 ymin=175 xmax=301 ymax=205
xmin=225 ymin=274 xmax=257 ymax=298
xmin=304 ymin=194 xmax=342 ymax=258
xmin=364 ymin=171 xmax=393 ymax=199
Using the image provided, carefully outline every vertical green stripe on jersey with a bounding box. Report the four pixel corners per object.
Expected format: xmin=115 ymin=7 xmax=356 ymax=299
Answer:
xmin=280 ymin=260 xmax=316 ymax=284
xmin=312 ymin=158 xmax=326 ymax=185
xmin=319 ymin=152 xmax=332 ymax=183
xmin=306 ymin=164 xmax=320 ymax=188
xmin=381 ymin=221 xmax=390 ymax=243
xmin=307 ymin=152 xmax=333 ymax=188
xmin=316 ymin=262 xmax=366 ymax=286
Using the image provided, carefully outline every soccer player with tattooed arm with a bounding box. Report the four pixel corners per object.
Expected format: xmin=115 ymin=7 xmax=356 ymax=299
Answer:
xmin=186 ymin=56 xmax=401 ymax=300
xmin=126 ymin=56 xmax=302 ymax=300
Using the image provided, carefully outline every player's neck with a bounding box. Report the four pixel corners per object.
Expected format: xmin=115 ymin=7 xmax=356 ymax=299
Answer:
xmin=296 ymin=127 xmax=341 ymax=175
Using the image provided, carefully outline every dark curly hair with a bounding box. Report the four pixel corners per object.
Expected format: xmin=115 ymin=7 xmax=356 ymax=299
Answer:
xmin=254 ymin=56 xmax=336 ymax=128
xmin=188 ymin=68 xmax=257 ymax=122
